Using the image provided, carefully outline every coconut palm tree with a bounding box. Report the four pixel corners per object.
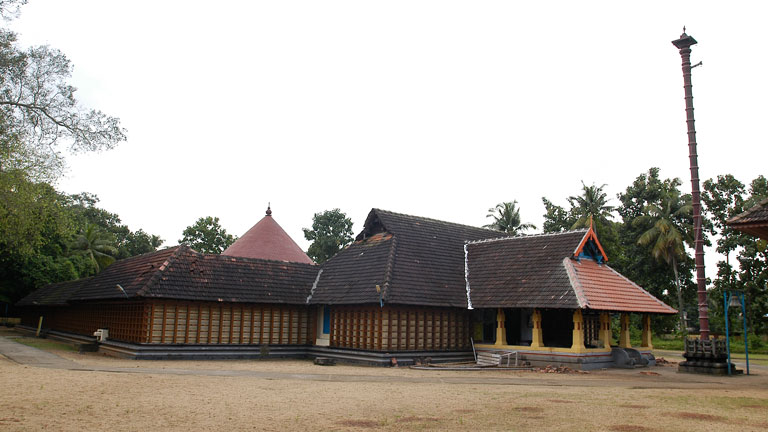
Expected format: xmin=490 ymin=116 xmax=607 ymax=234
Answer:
xmin=568 ymin=182 xmax=615 ymax=230
xmin=635 ymin=190 xmax=692 ymax=331
xmin=71 ymin=224 xmax=118 ymax=273
xmin=485 ymin=201 xmax=536 ymax=235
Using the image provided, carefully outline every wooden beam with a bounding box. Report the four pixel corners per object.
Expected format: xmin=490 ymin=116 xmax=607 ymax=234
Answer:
xmin=207 ymin=305 xmax=212 ymax=344
xmin=217 ymin=305 xmax=223 ymax=344
xmin=239 ymin=307 xmax=245 ymax=344
xmin=172 ymin=304 xmax=179 ymax=344
xmin=288 ymin=308 xmax=294 ymax=345
xmin=250 ymin=305 xmax=255 ymax=344
xmin=184 ymin=304 xmax=190 ymax=344
xmin=377 ymin=308 xmax=383 ymax=351
xmin=259 ymin=305 xmax=265 ymax=345
xmin=228 ymin=305 xmax=235 ymax=344
xmin=148 ymin=302 xmax=155 ymax=343
xmin=439 ymin=310 xmax=445 ymax=350
xmin=161 ymin=303 xmax=167 ymax=344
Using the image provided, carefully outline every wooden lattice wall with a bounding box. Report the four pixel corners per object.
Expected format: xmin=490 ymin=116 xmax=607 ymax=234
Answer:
xmin=329 ymin=305 xmax=471 ymax=351
xmin=21 ymin=301 xmax=315 ymax=346
xmin=146 ymin=301 xmax=313 ymax=345
xmin=21 ymin=302 xmax=148 ymax=344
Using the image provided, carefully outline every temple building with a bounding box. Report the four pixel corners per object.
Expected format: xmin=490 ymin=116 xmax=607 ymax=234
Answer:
xmin=18 ymin=207 xmax=675 ymax=369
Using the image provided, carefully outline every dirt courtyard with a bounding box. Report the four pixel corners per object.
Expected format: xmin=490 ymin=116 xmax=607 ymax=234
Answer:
xmin=1 ymin=335 xmax=766 ymax=431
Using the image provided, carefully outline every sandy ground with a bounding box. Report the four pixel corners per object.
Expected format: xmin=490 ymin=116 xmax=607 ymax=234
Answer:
xmin=1 ymin=332 xmax=767 ymax=431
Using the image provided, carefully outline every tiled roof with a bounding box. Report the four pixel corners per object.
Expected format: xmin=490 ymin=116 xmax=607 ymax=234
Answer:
xmin=310 ymin=209 xmax=507 ymax=307
xmin=727 ymin=197 xmax=768 ymax=240
xmin=565 ymin=259 xmax=676 ymax=314
xmin=465 ymin=231 xmax=588 ymax=309
xmin=147 ymin=248 xmax=317 ymax=304
xmin=222 ymin=209 xmax=314 ymax=264
xmin=18 ymin=246 xmax=316 ymax=306
xmin=71 ymin=247 xmax=180 ymax=301
xmin=19 ymin=208 xmax=674 ymax=315
xmin=15 ymin=279 xmax=89 ymax=307
xmin=307 ymin=232 xmax=394 ymax=305
xmin=466 ymin=231 xmax=676 ymax=313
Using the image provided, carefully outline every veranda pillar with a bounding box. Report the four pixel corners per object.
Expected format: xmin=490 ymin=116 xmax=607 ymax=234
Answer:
xmin=530 ymin=309 xmax=544 ymax=349
xmin=619 ymin=313 xmax=632 ymax=348
xmin=599 ymin=312 xmax=612 ymax=348
xmin=495 ymin=308 xmax=507 ymax=346
xmin=641 ymin=314 xmax=653 ymax=349
xmin=571 ymin=310 xmax=586 ymax=353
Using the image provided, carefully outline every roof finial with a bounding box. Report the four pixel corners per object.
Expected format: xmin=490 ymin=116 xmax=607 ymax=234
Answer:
xmin=266 ymin=203 xmax=272 ymax=216
xmin=588 ymin=214 xmax=594 ymax=230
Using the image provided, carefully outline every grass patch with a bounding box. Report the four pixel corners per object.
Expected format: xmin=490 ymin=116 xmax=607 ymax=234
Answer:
xmin=633 ymin=335 xmax=768 ymax=355
xmin=10 ymin=337 xmax=77 ymax=352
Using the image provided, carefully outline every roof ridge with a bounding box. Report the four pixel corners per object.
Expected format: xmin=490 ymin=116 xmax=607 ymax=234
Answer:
xmin=466 ymin=229 xmax=588 ymax=245
xmin=381 ymin=235 xmax=398 ymax=303
xmin=204 ymin=252 xmax=316 ymax=268
xmin=135 ymin=245 xmax=191 ymax=298
xmin=563 ymin=258 xmax=589 ymax=308
xmin=374 ymin=208 xmax=501 ymax=233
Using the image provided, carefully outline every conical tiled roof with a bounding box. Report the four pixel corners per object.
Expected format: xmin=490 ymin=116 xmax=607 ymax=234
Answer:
xmin=222 ymin=207 xmax=314 ymax=264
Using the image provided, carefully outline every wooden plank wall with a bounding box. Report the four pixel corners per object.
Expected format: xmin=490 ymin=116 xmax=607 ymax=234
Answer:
xmin=146 ymin=301 xmax=311 ymax=345
xmin=329 ymin=305 xmax=470 ymax=351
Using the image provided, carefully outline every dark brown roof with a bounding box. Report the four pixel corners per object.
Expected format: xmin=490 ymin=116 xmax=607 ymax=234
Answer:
xmin=16 ymin=279 xmax=90 ymax=307
xmin=466 ymin=231 xmax=676 ymax=313
xmin=466 ymin=231 xmax=587 ymax=309
xmin=71 ymin=247 xmax=180 ymax=301
xmin=18 ymin=246 xmax=317 ymax=306
xmin=146 ymin=248 xmax=317 ymax=304
xmin=309 ymin=209 xmax=506 ymax=307
xmin=222 ymin=208 xmax=314 ymax=264
xmin=727 ymin=197 xmax=768 ymax=240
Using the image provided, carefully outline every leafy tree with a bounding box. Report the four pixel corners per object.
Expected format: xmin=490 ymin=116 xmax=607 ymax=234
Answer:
xmin=568 ymin=182 xmax=615 ymax=230
xmin=70 ymin=224 xmax=117 ymax=272
xmin=704 ymin=175 xmax=768 ymax=334
xmin=484 ymin=201 xmax=536 ymax=234
xmin=303 ymin=209 xmax=353 ymax=264
xmin=543 ymin=182 xmax=620 ymax=259
xmin=179 ymin=216 xmax=235 ymax=254
xmin=119 ymin=229 xmax=163 ymax=259
xmin=616 ymin=168 xmax=695 ymax=333
xmin=635 ymin=189 xmax=692 ymax=331
xmin=541 ymin=197 xmax=576 ymax=233
xmin=0 ymin=5 xmax=126 ymax=181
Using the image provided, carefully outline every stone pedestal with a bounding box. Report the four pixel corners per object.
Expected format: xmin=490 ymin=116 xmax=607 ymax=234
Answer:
xmin=678 ymin=338 xmax=741 ymax=375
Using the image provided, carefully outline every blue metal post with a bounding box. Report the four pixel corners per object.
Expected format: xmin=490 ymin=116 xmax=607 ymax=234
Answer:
xmin=724 ymin=292 xmax=732 ymax=375
xmin=740 ymin=294 xmax=749 ymax=375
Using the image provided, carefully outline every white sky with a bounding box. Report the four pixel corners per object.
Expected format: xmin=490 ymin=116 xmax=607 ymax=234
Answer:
xmin=10 ymin=1 xmax=768 ymax=274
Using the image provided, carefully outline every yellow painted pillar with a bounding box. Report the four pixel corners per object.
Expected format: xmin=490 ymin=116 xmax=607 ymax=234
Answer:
xmin=36 ymin=316 xmax=43 ymax=337
xmin=619 ymin=313 xmax=631 ymax=348
xmin=570 ymin=309 xmax=586 ymax=353
xmin=641 ymin=314 xmax=653 ymax=349
xmin=494 ymin=308 xmax=507 ymax=346
xmin=530 ymin=309 xmax=544 ymax=349
xmin=599 ymin=312 xmax=612 ymax=348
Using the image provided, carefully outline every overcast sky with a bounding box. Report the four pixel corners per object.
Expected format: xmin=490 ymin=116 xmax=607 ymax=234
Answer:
xmin=10 ymin=1 xmax=767 ymax=272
